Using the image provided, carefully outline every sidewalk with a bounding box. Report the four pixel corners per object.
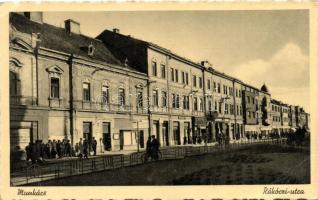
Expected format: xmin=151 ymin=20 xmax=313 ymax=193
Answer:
xmin=11 ymin=138 xmax=268 ymax=172
xmin=10 ymin=139 xmax=282 ymax=186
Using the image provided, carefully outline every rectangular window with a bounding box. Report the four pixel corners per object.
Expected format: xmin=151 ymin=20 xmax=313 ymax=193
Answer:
xmin=176 ymin=94 xmax=180 ymax=108
xmin=161 ymin=64 xmax=166 ymax=79
xmin=193 ymin=75 xmax=197 ymax=87
xmin=236 ymin=105 xmax=239 ymax=115
xmin=183 ymin=96 xmax=189 ymax=110
xmin=171 ymin=68 xmax=174 ymax=82
xmin=51 ymin=78 xmax=60 ymax=98
xmin=153 ymin=90 xmax=159 ymax=106
xmin=252 ymin=98 xmax=255 ymax=104
xmin=161 ymin=91 xmax=167 ymax=107
xmin=172 ymin=94 xmax=178 ymax=109
xmin=193 ymin=97 xmax=198 ymax=111
xmin=208 ymin=100 xmax=212 ymax=111
xmin=225 ymin=103 xmax=228 ymax=114
xmin=182 ymin=71 xmax=185 ymax=84
xmin=247 ymin=96 xmax=250 ymax=103
xmin=230 ymin=87 xmax=234 ymax=96
xmin=207 ymin=79 xmax=211 ymax=90
xmin=199 ymin=77 xmax=203 ymax=88
xmin=137 ymin=91 xmax=143 ymax=107
xmin=185 ymin=73 xmax=189 ymax=85
xmin=240 ymin=106 xmax=242 ymax=115
xmin=175 ymin=69 xmax=178 ymax=83
xmin=223 ymin=85 xmax=228 ymax=95
xmin=102 ymin=85 xmax=109 ymax=104
xmin=199 ymin=98 xmax=203 ymax=111
xmin=215 ymin=100 xmax=218 ymax=111
xmin=217 ymin=83 xmax=221 ymax=93
xmin=218 ymin=102 xmax=222 ymax=113
xmin=83 ymin=82 xmax=90 ymax=101
xmin=152 ymin=61 xmax=157 ymax=76
xmin=214 ymin=82 xmax=217 ymax=92
xmin=118 ymin=88 xmax=125 ymax=106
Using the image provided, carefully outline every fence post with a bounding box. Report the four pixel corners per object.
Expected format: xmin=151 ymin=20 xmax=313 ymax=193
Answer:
xmin=26 ymin=167 xmax=29 ymax=184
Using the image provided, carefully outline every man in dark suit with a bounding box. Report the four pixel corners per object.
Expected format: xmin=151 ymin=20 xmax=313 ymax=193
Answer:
xmin=150 ymin=135 xmax=160 ymax=161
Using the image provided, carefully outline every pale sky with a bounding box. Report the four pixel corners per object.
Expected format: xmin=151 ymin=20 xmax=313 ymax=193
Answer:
xmin=44 ymin=10 xmax=309 ymax=111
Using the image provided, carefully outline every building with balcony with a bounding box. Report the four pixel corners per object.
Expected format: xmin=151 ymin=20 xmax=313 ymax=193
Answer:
xmin=9 ymin=12 xmax=310 ymax=161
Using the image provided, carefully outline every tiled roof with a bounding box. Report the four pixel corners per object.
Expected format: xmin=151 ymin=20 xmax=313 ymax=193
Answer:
xmin=10 ymin=13 xmax=122 ymax=66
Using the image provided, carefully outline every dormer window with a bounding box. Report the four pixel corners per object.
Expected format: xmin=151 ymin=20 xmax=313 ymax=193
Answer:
xmin=88 ymin=43 xmax=95 ymax=56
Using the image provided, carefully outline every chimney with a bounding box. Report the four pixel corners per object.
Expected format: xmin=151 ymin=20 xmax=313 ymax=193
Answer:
xmin=65 ymin=19 xmax=80 ymax=34
xmin=201 ymin=60 xmax=211 ymax=68
xmin=113 ymin=28 xmax=120 ymax=33
xmin=22 ymin=12 xmax=43 ymax=24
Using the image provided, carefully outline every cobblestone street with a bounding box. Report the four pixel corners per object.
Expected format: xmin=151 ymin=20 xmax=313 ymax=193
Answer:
xmin=27 ymin=144 xmax=309 ymax=186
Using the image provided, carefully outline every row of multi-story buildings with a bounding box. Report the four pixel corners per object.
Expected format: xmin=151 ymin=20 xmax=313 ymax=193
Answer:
xmin=9 ymin=12 xmax=310 ymax=159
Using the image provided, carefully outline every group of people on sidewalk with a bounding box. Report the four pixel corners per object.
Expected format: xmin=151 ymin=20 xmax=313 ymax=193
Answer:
xmin=25 ymin=137 xmax=98 ymax=164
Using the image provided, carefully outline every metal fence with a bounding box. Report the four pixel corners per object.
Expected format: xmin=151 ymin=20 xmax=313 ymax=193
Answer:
xmin=10 ymin=138 xmax=291 ymax=186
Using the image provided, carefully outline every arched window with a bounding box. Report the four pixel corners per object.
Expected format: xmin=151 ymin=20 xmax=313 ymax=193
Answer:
xmin=10 ymin=71 xmax=20 ymax=96
xmin=9 ymin=58 xmax=22 ymax=97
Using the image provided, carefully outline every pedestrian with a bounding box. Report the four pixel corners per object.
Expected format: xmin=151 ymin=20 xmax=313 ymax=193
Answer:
xmin=92 ymin=137 xmax=97 ymax=156
xmin=61 ymin=139 xmax=66 ymax=157
xmin=35 ymin=140 xmax=42 ymax=163
xmin=65 ymin=140 xmax=72 ymax=157
xmin=79 ymin=138 xmax=83 ymax=158
xmin=51 ymin=139 xmax=57 ymax=159
xmin=30 ymin=142 xmax=37 ymax=164
xmin=192 ymin=135 xmax=197 ymax=145
xmin=150 ymin=135 xmax=160 ymax=161
xmin=146 ymin=136 xmax=151 ymax=158
xmin=56 ymin=140 xmax=62 ymax=158
xmin=75 ymin=142 xmax=79 ymax=157
xmin=25 ymin=142 xmax=32 ymax=164
xmin=83 ymin=139 xmax=89 ymax=159
xmin=46 ymin=140 xmax=52 ymax=159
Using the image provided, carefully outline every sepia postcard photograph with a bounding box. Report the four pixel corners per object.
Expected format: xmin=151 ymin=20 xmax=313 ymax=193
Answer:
xmin=0 ymin=2 xmax=317 ymax=200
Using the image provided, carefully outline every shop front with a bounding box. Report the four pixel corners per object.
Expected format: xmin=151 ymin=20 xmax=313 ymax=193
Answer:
xmin=192 ymin=116 xmax=207 ymax=144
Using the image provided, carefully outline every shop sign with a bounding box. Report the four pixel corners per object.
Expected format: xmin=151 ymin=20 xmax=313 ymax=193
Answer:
xmin=193 ymin=117 xmax=207 ymax=127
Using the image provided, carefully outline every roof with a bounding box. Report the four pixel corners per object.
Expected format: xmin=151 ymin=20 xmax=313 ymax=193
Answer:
xmin=10 ymin=13 xmax=123 ymax=66
xmin=98 ymin=29 xmax=204 ymax=70
xmin=261 ymin=84 xmax=270 ymax=93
